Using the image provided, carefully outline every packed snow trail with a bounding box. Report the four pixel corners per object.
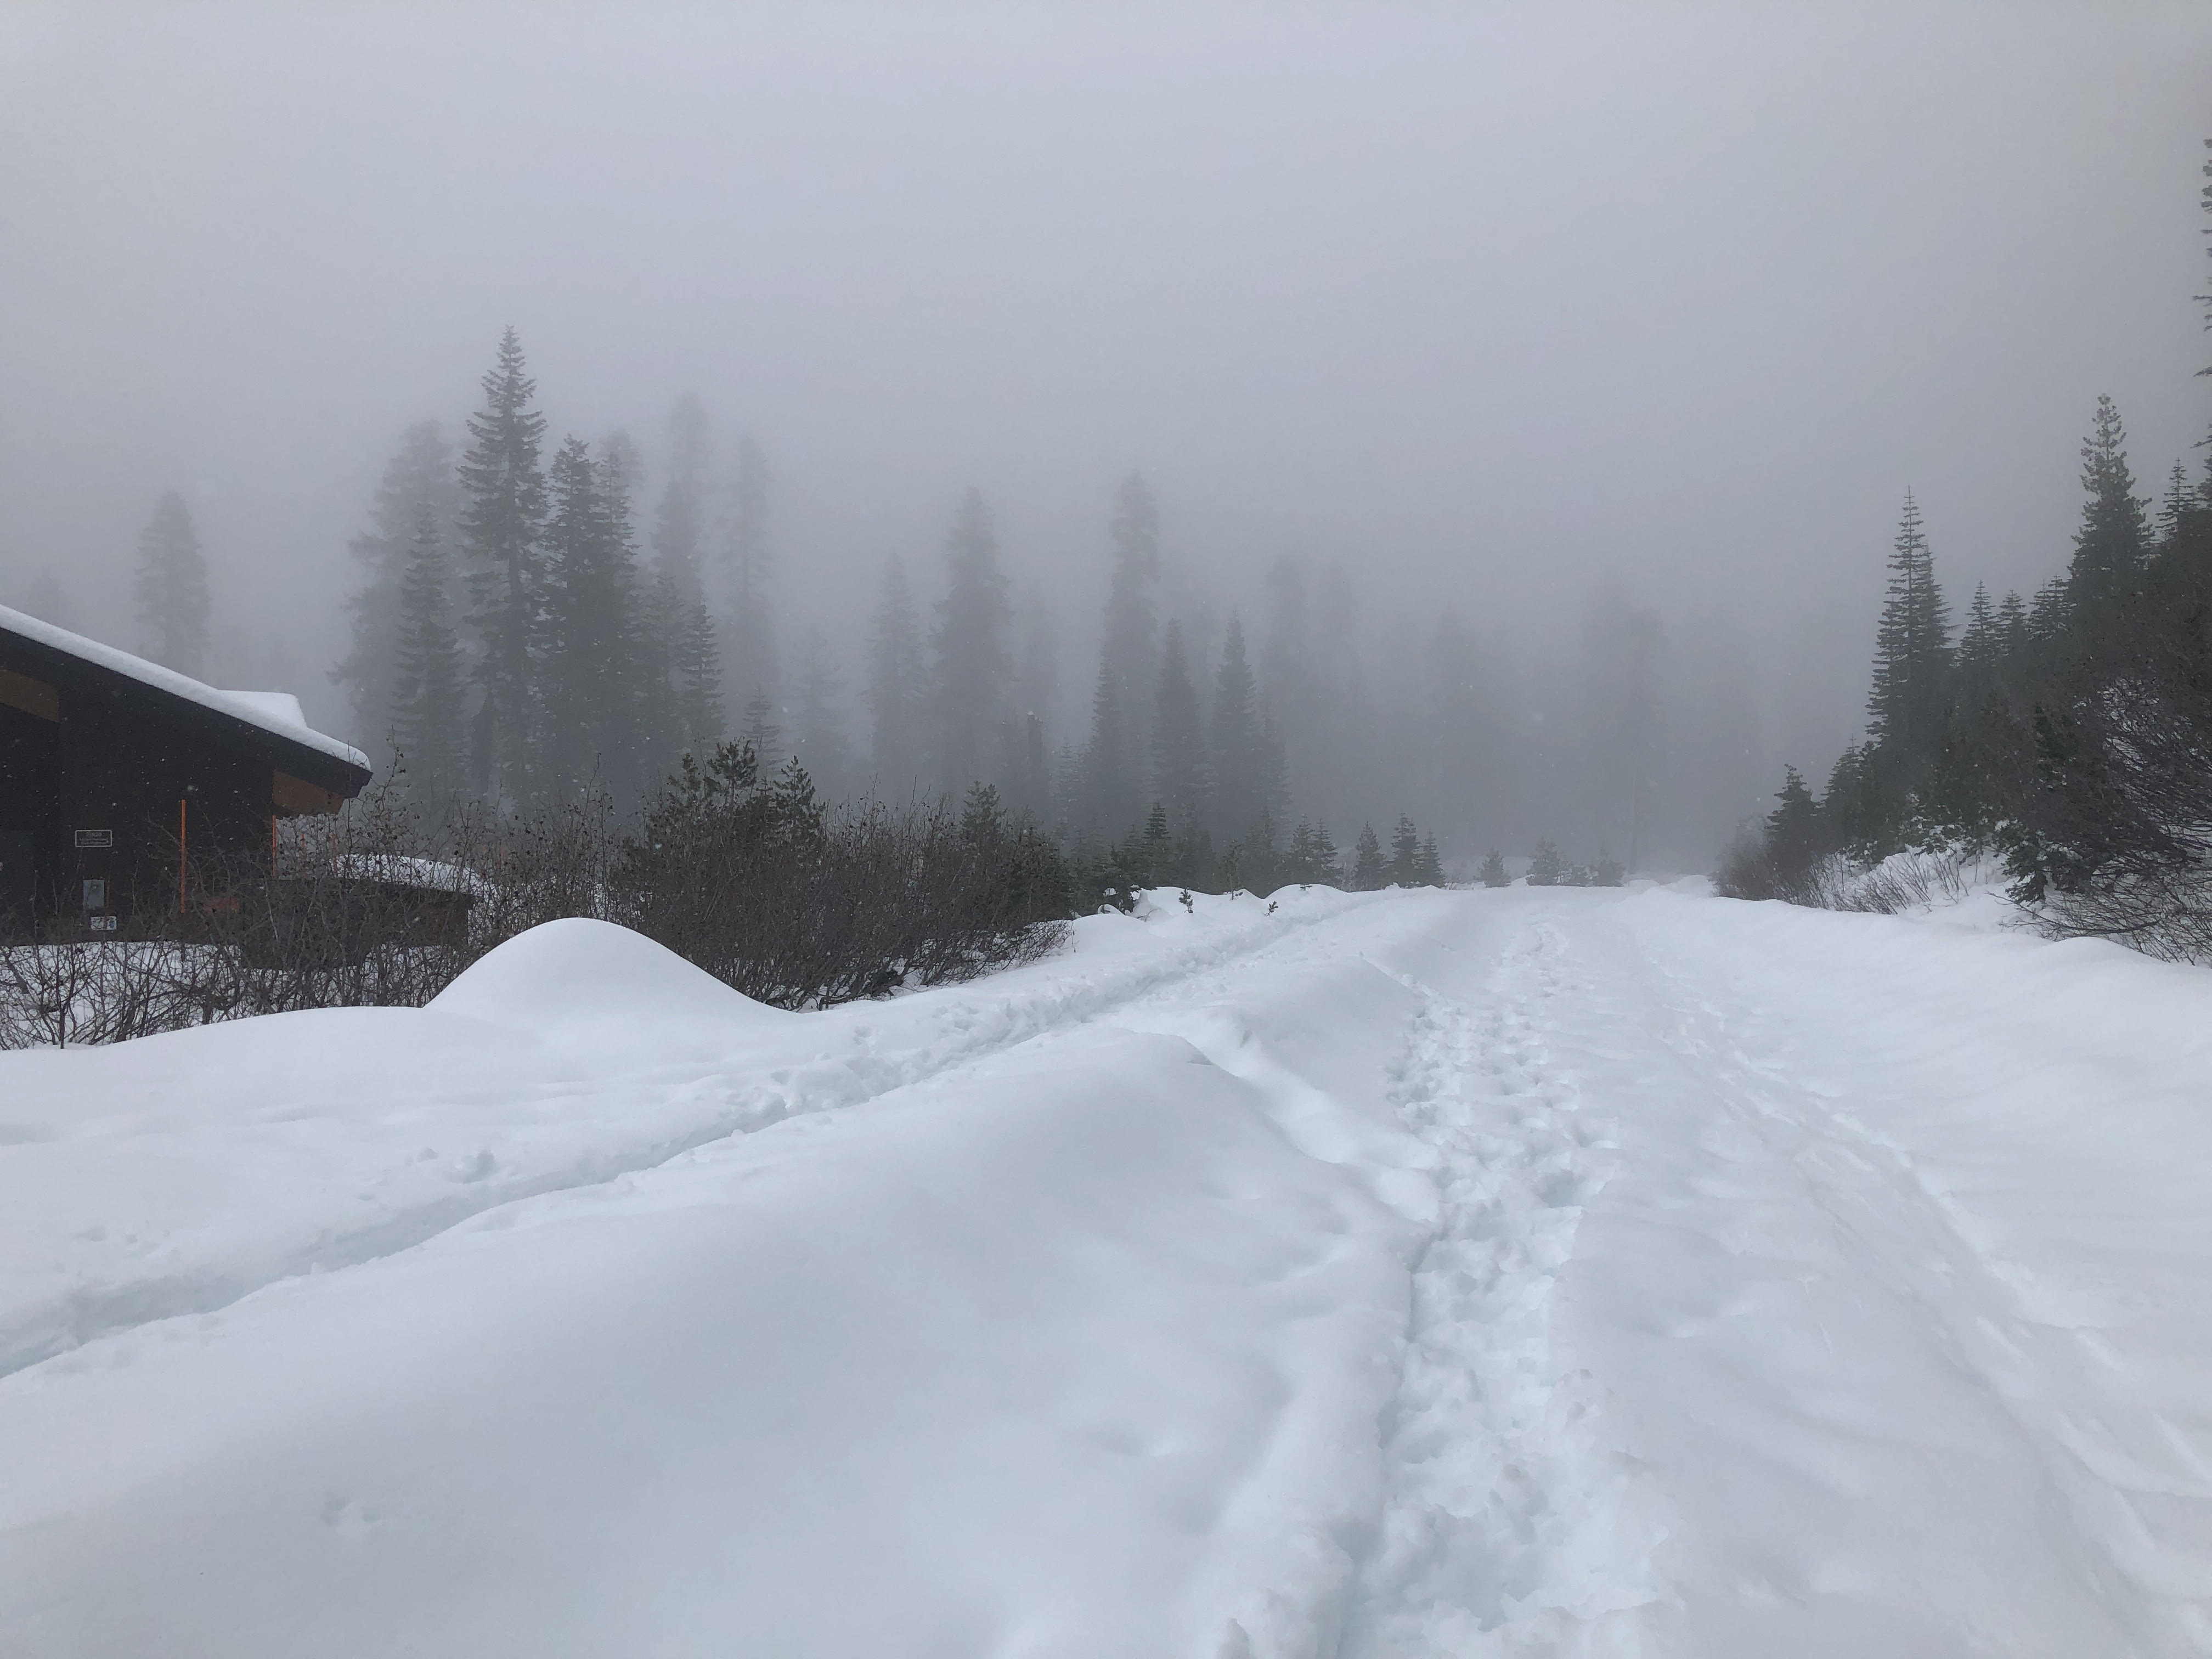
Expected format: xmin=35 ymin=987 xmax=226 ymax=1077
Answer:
xmin=3 ymin=883 xmax=2211 ymax=1655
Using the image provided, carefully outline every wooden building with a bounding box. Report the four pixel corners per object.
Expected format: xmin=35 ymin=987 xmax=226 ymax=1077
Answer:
xmin=0 ymin=605 xmax=372 ymax=931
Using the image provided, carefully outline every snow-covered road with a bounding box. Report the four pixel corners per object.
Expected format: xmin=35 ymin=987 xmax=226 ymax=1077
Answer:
xmin=3 ymin=883 xmax=2209 ymax=1655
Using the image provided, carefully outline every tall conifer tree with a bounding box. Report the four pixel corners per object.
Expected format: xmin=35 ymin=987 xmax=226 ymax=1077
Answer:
xmin=1866 ymin=490 xmax=1952 ymax=770
xmin=537 ymin=436 xmax=641 ymax=800
xmin=931 ymin=488 xmax=1013 ymax=793
xmin=133 ymin=489 xmax=211 ymax=678
xmin=458 ymin=327 xmax=549 ymax=800
xmin=335 ymin=422 xmax=459 ymax=763
xmin=2067 ymin=394 xmax=2149 ymax=643
xmin=387 ymin=500 xmax=465 ymax=801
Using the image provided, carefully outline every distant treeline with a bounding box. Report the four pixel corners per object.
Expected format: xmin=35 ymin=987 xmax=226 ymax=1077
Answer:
xmin=123 ymin=325 xmax=1639 ymax=887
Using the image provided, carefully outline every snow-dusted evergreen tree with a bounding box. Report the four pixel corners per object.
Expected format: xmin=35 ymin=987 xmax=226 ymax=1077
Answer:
xmin=1387 ymin=815 xmax=1421 ymax=887
xmin=537 ymin=437 xmax=643 ymax=802
xmin=458 ymin=328 xmax=549 ymax=801
xmin=2066 ymin=395 xmax=2148 ymax=646
xmin=1351 ymin=823 xmax=1386 ymax=891
xmin=866 ymin=556 xmax=925 ymax=792
xmin=1084 ymin=475 xmax=1161 ymax=829
xmin=1527 ymin=838 xmax=1565 ymax=887
xmin=1150 ymin=620 xmax=1208 ymax=831
xmin=1418 ymin=832 xmax=1444 ymax=886
xmin=387 ymin=500 xmax=465 ymax=801
xmin=1866 ymin=490 xmax=1952 ymax=772
xmin=931 ymin=488 xmax=1013 ymax=793
xmin=334 ymin=421 xmax=459 ymax=763
xmin=1479 ymin=848 xmax=1508 ymax=888
xmin=133 ymin=489 xmax=211 ymax=678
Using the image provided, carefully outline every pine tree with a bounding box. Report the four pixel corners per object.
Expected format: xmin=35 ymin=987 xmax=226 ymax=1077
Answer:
xmin=1955 ymin=580 xmax=2002 ymax=707
xmin=1352 ymin=823 xmax=1385 ymax=890
xmin=2158 ymin=460 xmax=2196 ymax=546
xmin=133 ymin=489 xmax=212 ymax=678
xmin=1308 ymin=820 xmax=1339 ymax=884
xmin=1085 ymin=475 xmax=1163 ymax=828
xmin=866 ymin=556 xmax=925 ymax=792
xmin=334 ymin=422 xmax=459 ymax=763
xmin=1528 ymin=839 xmax=1565 ymax=887
xmin=678 ymin=599 xmax=724 ymax=751
xmin=1866 ymin=489 xmax=1953 ymax=773
xmin=1150 ymin=619 xmax=1209 ymax=830
xmin=387 ymin=500 xmax=465 ymax=801
xmin=1479 ymin=848 xmax=1508 ymax=888
xmin=1419 ymin=832 xmax=1443 ymax=887
xmin=537 ymin=436 xmax=643 ymax=801
xmin=2067 ymin=394 xmax=2149 ymax=644
xmin=458 ymin=327 xmax=549 ymax=800
xmin=1081 ymin=654 xmax=1132 ymax=832
xmin=932 ymin=488 xmax=1013 ymax=793
xmin=1386 ymin=815 xmax=1421 ymax=885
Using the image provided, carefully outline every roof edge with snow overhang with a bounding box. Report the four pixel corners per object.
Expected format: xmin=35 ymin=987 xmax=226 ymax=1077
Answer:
xmin=0 ymin=603 xmax=373 ymax=792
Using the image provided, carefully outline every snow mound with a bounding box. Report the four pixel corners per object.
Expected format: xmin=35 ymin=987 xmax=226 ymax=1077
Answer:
xmin=429 ymin=918 xmax=789 ymax=1053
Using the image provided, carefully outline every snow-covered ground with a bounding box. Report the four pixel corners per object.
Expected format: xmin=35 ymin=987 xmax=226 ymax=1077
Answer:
xmin=3 ymin=881 xmax=2210 ymax=1656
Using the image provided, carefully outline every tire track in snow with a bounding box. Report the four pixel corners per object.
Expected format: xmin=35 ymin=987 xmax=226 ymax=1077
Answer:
xmin=1339 ymin=921 xmax=1658 ymax=1656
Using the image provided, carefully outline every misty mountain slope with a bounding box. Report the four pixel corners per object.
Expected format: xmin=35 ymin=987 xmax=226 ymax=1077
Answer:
xmin=2 ymin=888 xmax=2210 ymax=1656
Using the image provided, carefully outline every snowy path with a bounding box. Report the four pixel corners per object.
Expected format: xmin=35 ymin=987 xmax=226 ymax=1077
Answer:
xmin=3 ymin=884 xmax=2211 ymax=1655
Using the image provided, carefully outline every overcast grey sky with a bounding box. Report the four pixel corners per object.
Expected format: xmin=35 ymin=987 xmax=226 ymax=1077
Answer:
xmin=2 ymin=1 xmax=2208 ymax=769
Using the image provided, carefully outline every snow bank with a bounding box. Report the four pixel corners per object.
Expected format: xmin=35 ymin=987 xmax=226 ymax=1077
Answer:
xmin=428 ymin=916 xmax=795 ymax=1056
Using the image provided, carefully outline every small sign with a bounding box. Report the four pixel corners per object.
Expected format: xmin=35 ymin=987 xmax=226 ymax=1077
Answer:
xmin=82 ymin=878 xmax=106 ymax=910
xmin=74 ymin=828 xmax=113 ymax=849
xmin=88 ymin=915 xmax=118 ymax=933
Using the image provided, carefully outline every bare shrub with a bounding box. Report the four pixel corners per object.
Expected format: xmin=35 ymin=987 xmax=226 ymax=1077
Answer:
xmin=1 ymin=746 xmax=1070 ymax=1045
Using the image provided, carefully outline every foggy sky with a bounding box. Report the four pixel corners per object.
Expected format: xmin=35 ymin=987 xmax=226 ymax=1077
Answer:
xmin=3 ymin=1 xmax=2209 ymax=778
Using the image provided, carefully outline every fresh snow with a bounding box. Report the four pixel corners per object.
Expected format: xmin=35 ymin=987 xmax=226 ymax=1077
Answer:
xmin=2 ymin=882 xmax=2209 ymax=1655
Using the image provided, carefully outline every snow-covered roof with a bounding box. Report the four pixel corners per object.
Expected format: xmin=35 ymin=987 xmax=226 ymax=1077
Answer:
xmin=0 ymin=602 xmax=371 ymax=774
